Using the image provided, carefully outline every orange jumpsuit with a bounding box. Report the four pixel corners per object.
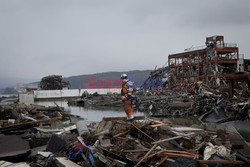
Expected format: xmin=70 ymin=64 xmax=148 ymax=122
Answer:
xmin=121 ymin=82 xmax=133 ymax=118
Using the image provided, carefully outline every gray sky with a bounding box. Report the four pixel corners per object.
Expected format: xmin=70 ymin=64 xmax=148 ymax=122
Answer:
xmin=1 ymin=0 xmax=250 ymax=80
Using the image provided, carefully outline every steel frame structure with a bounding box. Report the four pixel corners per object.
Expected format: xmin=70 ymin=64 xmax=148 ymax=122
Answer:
xmin=168 ymin=36 xmax=239 ymax=87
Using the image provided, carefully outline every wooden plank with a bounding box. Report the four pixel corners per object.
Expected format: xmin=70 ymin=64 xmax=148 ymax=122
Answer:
xmin=135 ymin=144 xmax=157 ymax=167
xmin=123 ymin=149 xmax=150 ymax=153
xmin=147 ymin=149 xmax=198 ymax=159
xmin=130 ymin=123 xmax=169 ymax=150
xmin=103 ymin=116 xmax=144 ymax=121
xmin=171 ymin=127 xmax=203 ymax=132
xmin=152 ymin=136 xmax=183 ymax=144
xmin=162 ymin=150 xmax=198 ymax=156
xmin=113 ymin=130 xmax=129 ymax=138
xmin=149 ymin=119 xmax=172 ymax=124
xmin=151 ymin=120 xmax=165 ymax=124
xmin=147 ymin=150 xmax=166 ymax=159
xmin=54 ymin=102 xmax=65 ymax=112
xmin=130 ymin=123 xmax=155 ymax=142
xmin=160 ymin=152 xmax=196 ymax=159
xmin=150 ymin=123 xmax=166 ymax=128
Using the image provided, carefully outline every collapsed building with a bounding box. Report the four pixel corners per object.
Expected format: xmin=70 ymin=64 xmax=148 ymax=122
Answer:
xmin=168 ymin=36 xmax=250 ymax=97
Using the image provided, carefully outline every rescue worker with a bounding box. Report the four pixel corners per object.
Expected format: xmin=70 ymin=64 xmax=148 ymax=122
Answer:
xmin=120 ymin=74 xmax=134 ymax=121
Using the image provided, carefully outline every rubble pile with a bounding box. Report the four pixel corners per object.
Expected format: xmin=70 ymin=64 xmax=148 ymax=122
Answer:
xmin=65 ymin=76 xmax=250 ymax=125
xmin=0 ymin=103 xmax=80 ymax=166
xmin=40 ymin=75 xmax=70 ymax=90
xmin=142 ymin=66 xmax=168 ymax=90
xmin=138 ymin=82 xmax=250 ymax=123
xmin=0 ymin=102 xmax=249 ymax=166
xmin=77 ymin=117 xmax=250 ymax=166
xmin=0 ymin=104 xmax=67 ymax=133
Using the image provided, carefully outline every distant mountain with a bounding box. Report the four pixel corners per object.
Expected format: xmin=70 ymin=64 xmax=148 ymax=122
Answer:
xmin=0 ymin=88 xmax=4 ymax=94
xmin=0 ymin=70 xmax=151 ymax=91
xmin=0 ymin=77 xmax=38 ymax=94
xmin=0 ymin=77 xmax=38 ymax=89
xmin=64 ymin=70 xmax=151 ymax=89
xmin=2 ymin=87 xmax=18 ymax=94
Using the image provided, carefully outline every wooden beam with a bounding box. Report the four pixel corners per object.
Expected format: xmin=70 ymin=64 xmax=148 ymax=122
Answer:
xmin=135 ymin=144 xmax=157 ymax=167
xmin=152 ymin=136 xmax=183 ymax=144
xmin=113 ymin=130 xmax=129 ymax=138
xmin=130 ymin=123 xmax=155 ymax=142
xmin=103 ymin=116 xmax=144 ymax=121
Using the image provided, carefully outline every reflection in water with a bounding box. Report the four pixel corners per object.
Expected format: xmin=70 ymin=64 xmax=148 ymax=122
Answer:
xmin=35 ymin=100 xmax=144 ymax=122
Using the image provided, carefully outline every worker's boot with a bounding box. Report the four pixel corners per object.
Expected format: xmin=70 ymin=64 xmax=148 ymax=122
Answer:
xmin=127 ymin=115 xmax=134 ymax=122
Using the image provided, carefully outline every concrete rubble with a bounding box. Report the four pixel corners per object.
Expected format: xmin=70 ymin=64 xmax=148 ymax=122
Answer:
xmin=0 ymin=100 xmax=249 ymax=166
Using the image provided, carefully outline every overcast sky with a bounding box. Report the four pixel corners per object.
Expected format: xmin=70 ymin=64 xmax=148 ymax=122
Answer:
xmin=1 ymin=0 xmax=250 ymax=80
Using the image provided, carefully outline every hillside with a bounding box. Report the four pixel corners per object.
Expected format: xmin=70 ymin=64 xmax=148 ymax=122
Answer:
xmin=0 ymin=70 xmax=152 ymax=91
xmin=64 ymin=70 xmax=151 ymax=89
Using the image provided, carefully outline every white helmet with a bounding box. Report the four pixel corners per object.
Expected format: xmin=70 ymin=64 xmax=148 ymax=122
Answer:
xmin=120 ymin=73 xmax=128 ymax=79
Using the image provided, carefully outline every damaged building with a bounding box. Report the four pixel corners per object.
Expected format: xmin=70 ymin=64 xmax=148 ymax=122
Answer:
xmin=168 ymin=35 xmax=250 ymax=89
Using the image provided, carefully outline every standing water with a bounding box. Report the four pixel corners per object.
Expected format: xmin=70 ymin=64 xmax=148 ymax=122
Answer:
xmin=34 ymin=100 xmax=145 ymax=122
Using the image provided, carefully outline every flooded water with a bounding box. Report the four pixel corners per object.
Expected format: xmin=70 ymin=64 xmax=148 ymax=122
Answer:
xmin=24 ymin=100 xmax=250 ymax=143
xmin=34 ymin=100 xmax=145 ymax=122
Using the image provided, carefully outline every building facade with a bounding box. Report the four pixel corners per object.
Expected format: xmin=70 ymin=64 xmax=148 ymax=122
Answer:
xmin=168 ymin=35 xmax=243 ymax=88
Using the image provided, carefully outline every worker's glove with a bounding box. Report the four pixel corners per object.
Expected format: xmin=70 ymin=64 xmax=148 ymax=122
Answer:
xmin=121 ymin=96 xmax=126 ymax=100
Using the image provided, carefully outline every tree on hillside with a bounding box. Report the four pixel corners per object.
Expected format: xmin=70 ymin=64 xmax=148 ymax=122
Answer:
xmin=3 ymin=87 xmax=18 ymax=94
xmin=40 ymin=75 xmax=70 ymax=90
